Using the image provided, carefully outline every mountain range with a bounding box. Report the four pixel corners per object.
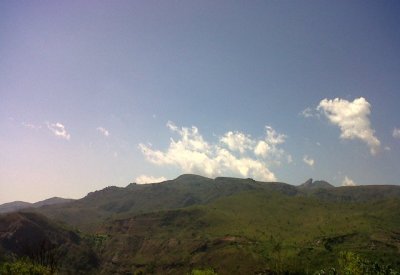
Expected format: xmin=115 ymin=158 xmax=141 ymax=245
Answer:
xmin=1 ymin=175 xmax=400 ymax=274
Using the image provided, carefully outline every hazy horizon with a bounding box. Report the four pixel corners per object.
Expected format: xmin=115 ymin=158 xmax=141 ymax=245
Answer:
xmin=1 ymin=1 xmax=400 ymax=204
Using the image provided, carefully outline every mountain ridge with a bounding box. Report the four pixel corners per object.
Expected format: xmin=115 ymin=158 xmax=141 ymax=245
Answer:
xmin=0 ymin=197 xmax=75 ymax=214
xmin=1 ymin=174 xmax=400 ymax=274
xmin=3 ymin=175 xmax=400 ymax=216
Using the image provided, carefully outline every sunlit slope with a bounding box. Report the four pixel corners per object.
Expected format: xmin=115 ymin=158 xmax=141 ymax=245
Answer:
xmin=37 ymin=175 xmax=297 ymax=231
xmin=96 ymin=190 xmax=400 ymax=274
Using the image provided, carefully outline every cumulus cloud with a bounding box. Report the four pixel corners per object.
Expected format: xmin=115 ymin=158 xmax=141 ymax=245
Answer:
xmin=97 ymin=127 xmax=110 ymax=137
xmin=47 ymin=122 xmax=70 ymax=140
xmin=135 ymin=175 xmax=167 ymax=184
xmin=303 ymin=155 xmax=314 ymax=167
xmin=139 ymin=122 xmax=290 ymax=181
xmin=317 ymin=97 xmax=381 ymax=155
xmin=220 ymin=131 xmax=254 ymax=153
xmin=254 ymin=141 xmax=270 ymax=158
xmin=393 ymin=128 xmax=400 ymax=139
xmin=254 ymin=126 xmax=286 ymax=161
xmin=342 ymin=176 xmax=357 ymax=186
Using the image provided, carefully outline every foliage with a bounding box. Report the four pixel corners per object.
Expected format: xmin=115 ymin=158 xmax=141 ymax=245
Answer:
xmin=190 ymin=268 xmax=218 ymax=275
xmin=0 ymin=259 xmax=52 ymax=275
xmin=338 ymin=251 xmax=399 ymax=275
xmin=315 ymin=252 xmax=400 ymax=275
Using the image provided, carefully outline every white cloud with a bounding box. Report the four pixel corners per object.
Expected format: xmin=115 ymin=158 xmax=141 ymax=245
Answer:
xmin=47 ymin=122 xmax=70 ymax=140
xmin=342 ymin=176 xmax=357 ymax=186
xmin=254 ymin=126 xmax=287 ymax=160
xmin=300 ymin=107 xmax=315 ymax=118
xmin=220 ymin=131 xmax=254 ymax=153
xmin=317 ymin=97 xmax=381 ymax=155
xmin=393 ymin=128 xmax=400 ymax=139
xmin=303 ymin=155 xmax=314 ymax=167
xmin=139 ymin=122 xmax=290 ymax=181
xmin=254 ymin=141 xmax=270 ymax=158
xmin=265 ymin=126 xmax=286 ymax=145
xmin=135 ymin=175 xmax=167 ymax=184
xmin=97 ymin=127 xmax=110 ymax=137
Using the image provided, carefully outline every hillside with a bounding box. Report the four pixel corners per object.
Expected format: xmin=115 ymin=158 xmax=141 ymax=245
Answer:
xmin=1 ymin=175 xmax=400 ymax=274
xmin=36 ymin=175 xmax=298 ymax=231
xmin=0 ymin=212 xmax=98 ymax=274
xmin=0 ymin=197 xmax=75 ymax=214
xmin=94 ymin=190 xmax=400 ymax=274
xmin=36 ymin=175 xmax=400 ymax=232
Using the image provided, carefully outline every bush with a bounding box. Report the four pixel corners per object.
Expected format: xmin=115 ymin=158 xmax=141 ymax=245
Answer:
xmin=0 ymin=259 xmax=52 ymax=275
xmin=315 ymin=252 xmax=399 ymax=275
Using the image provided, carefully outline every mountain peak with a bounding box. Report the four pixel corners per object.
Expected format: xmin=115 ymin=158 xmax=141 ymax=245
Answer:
xmin=298 ymin=178 xmax=334 ymax=190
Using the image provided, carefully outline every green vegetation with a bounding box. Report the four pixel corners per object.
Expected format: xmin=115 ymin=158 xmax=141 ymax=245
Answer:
xmin=93 ymin=190 xmax=400 ymax=274
xmin=316 ymin=251 xmax=400 ymax=275
xmin=190 ymin=268 xmax=218 ymax=275
xmin=0 ymin=259 xmax=52 ymax=275
xmin=1 ymin=175 xmax=400 ymax=274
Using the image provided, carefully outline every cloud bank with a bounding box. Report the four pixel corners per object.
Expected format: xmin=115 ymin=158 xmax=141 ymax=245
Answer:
xmin=139 ymin=122 xmax=290 ymax=181
xmin=47 ymin=122 xmax=71 ymax=140
xmin=317 ymin=97 xmax=380 ymax=155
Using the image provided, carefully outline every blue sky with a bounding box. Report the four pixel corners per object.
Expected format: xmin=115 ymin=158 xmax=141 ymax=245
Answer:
xmin=1 ymin=1 xmax=400 ymax=203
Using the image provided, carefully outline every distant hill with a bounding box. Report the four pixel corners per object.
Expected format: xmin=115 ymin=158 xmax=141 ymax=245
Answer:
xmin=36 ymin=174 xmax=298 ymax=231
xmin=0 ymin=197 xmax=75 ymax=213
xmin=308 ymin=184 xmax=400 ymax=202
xmin=34 ymin=175 xmax=400 ymax=232
xmin=298 ymin=178 xmax=335 ymax=190
xmin=0 ymin=201 xmax=32 ymax=214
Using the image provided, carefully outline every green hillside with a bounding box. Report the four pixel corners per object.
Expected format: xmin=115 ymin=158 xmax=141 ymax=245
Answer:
xmin=94 ymin=190 xmax=400 ymax=274
xmin=1 ymin=175 xmax=400 ymax=274
xmin=36 ymin=175 xmax=297 ymax=232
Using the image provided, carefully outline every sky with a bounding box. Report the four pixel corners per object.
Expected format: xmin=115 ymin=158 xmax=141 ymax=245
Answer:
xmin=1 ymin=1 xmax=400 ymax=203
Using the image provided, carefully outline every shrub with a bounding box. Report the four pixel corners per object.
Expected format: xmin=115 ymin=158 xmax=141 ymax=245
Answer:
xmin=0 ymin=259 xmax=52 ymax=275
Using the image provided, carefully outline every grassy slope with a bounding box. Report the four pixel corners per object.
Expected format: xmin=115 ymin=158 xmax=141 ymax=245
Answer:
xmin=95 ymin=190 xmax=400 ymax=274
xmin=36 ymin=175 xmax=297 ymax=232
